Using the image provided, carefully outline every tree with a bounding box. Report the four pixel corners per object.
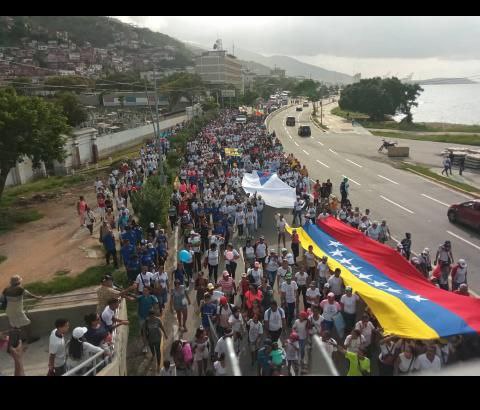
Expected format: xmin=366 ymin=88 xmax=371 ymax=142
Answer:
xmin=0 ymin=88 xmax=70 ymax=199
xmin=338 ymin=77 xmax=423 ymax=121
xmin=54 ymin=92 xmax=88 ymax=127
xmin=44 ymin=75 xmax=95 ymax=92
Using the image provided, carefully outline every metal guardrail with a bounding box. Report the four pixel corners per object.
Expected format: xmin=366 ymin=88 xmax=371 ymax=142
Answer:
xmin=309 ymin=335 xmax=339 ymax=376
xmin=63 ymin=301 xmax=122 ymax=376
xmin=207 ymin=316 xmax=241 ymax=376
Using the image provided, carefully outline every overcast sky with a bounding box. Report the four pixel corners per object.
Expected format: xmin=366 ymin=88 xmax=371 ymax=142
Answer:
xmin=114 ymin=16 xmax=480 ymax=79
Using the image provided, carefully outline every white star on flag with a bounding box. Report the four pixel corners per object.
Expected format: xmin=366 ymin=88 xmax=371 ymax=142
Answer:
xmin=371 ymin=281 xmax=388 ymax=288
xmin=330 ymin=249 xmax=345 ymax=257
xmin=358 ymin=273 xmax=372 ymax=280
xmin=406 ymin=294 xmax=428 ymax=302
xmin=339 ymin=258 xmax=352 ymax=265
xmin=328 ymin=241 xmax=342 ymax=248
xmin=385 ymin=287 xmax=402 ymax=294
xmin=347 ymin=265 xmax=362 ymax=273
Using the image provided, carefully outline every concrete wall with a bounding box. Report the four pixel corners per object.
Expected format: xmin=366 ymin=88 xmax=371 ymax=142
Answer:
xmin=5 ymin=157 xmax=45 ymax=188
xmin=0 ymin=302 xmax=96 ymax=339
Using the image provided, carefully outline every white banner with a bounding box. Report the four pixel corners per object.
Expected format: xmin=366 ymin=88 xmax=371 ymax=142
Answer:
xmin=241 ymin=172 xmax=296 ymax=208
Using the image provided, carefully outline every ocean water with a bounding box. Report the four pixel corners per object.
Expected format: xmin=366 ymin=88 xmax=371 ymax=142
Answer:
xmin=395 ymin=83 xmax=480 ymax=125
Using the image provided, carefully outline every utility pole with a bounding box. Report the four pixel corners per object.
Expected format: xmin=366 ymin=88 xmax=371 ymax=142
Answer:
xmin=320 ymin=100 xmax=323 ymax=126
xmin=154 ymin=76 xmax=165 ymax=184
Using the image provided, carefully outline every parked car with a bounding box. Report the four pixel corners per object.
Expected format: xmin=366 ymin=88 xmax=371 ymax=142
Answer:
xmin=298 ymin=125 xmax=311 ymax=137
xmin=303 ymin=102 xmax=309 ymax=107
xmin=286 ymin=116 xmax=296 ymax=126
xmin=447 ymin=200 xmax=480 ymax=231
xmin=296 ymin=106 xmax=303 ymax=111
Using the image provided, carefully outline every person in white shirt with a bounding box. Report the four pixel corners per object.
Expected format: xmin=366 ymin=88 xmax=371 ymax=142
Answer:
xmin=344 ymin=329 xmax=366 ymax=353
xmin=281 ymin=248 xmax=295 ymax=269
xmin=306 ymin=280 xmax=321 ymax=309
xmin=213 ymin=354 xmax=228 ymax=376
xmin=247 ymin=261 xmax=263 ymax=287
xmin=394 ymin=345 xmax=416 ymax=375
xmin=255 ymin=236 xmax=268 ymax=268
xmin=48 ymin=318 xmax=70 ymax=376
xmin=327 ymin=268 xmax=344 ymax=301
xmin=256 ymin=196 xmax=265 ymax=228
xmin=67 ymin=327 xmax=105 ymax=372
xmin=354 ymin=314 xmax=377 ymax=353
xmin=340 ymin=287 xmax=360 ymax=334
xmin=292 ymin=311 xmax=309 ymax=363
xmin=276 ymin=214 xmax=287 ymax=249
xmin=285 ymin=332 xmax=300 ymax=376
xmin=414 ymin=345 xmax=442 ymax=373
xmin=264 ymin=301 xmax=286 ymax=342
xmin=277 ymin=259 xmax=292 ymax=290
xmin=292 ymin=197 xmax=304 ymax=226
xmin=214 ymin=329 xmax=233 ymax=360
xmin=366 ymin=221 xmax=381 ymax=241
xmin=281 ymin=274 xmax=298 ymax=327
xmin=247 ymin=315 xmax=263 ymax=366
xmin=135 ymin=267 xmax=154 ymax=293
xmin=317 ymin=256 xmax=330 ymax=289
xmin=295 ymin=269 xmax=309 ymax=309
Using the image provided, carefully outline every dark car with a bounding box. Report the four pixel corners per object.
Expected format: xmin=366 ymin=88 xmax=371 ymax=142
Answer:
xmin=286 ymin=116 xmax=296 ymax=126
xmin=296 ymin=106 xmax=303 ymax=111
xmin=447 ymin=200 xmax=480 ymax=231
xmin=298 ymin=125 xmax=311 ymax=137
xmin=303 ymin=102 xmax=309 ymax=107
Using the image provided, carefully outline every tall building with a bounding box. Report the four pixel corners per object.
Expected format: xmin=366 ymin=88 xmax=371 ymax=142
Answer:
xmin=195 ymin=44 xmax=243 ymax=93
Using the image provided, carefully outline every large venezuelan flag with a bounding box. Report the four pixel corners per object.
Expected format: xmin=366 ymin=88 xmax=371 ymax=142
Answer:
xmin=287 ymin=217 xmax=480 ymax=339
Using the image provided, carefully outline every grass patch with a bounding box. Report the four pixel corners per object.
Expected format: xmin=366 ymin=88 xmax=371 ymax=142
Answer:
xmin=25 ymin=264 xmax=118 ymax=295
xmin=399 ymin=163 xmax=480 ymax=194
xmin=0 ymin=255 xmax=6 ymax=264
xmin=1 ymin=174 xmax=88 ymax=207
xmin=371 ymin=131 xmax=480 ymax=146
xmin=331 ymin=107 xmax=370 ymax=120
xmin=0 ymin=208 xmax=43 ymax=233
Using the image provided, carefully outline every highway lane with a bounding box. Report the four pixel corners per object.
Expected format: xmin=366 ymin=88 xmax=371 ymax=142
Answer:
xmin=269 ymin=104 xmax=480 ymax=292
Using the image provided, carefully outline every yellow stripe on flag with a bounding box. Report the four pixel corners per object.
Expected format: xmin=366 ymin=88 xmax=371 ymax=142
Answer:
xmin=286 ymin=225 xmax=439 ymax=339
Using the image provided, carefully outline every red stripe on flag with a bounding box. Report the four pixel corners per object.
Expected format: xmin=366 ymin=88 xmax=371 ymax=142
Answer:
xmin=318 ymin=217 xmax=480 ymax=333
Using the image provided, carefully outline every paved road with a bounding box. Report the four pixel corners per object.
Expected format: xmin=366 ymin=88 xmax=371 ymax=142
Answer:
xmin=268 ymin=104 xmax=480 ymax=293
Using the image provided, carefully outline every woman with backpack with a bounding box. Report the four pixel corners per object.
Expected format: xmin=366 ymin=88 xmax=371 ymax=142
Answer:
xmin=191 ymin=327 xmax=210 ymax=376
xmin=170 ymin=339 xmax=193 ymax=376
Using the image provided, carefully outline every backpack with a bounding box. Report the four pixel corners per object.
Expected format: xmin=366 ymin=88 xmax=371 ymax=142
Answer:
xmin=182 ymin=342 xmax=193 ymax=364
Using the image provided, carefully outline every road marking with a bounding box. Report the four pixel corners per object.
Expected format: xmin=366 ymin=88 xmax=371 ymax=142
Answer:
xmin=446 ymin=231 xmax=480 ymax=251
xmin=302 ymin=149 xmax=310 ymax=156
xmin=377 ymin=174 xmax=399 ymax=185
xmin=380 ymin=195 xmax=414 ymax=214
xmin=317 ymin=141 xmax=324 ymax=146
xmin=342 ymin=175 xmax=361 ymax=186
xmin=329 ymin=148 xmax=339 ymax=155
xmin=316 ymin=159 xmax=330 ymax=168
xmin=421 ymin=194 xmax=449 ymax=207
xmin=294 ymin=141 xmax=299 ymax=146
xmin=345 ymin=159 xmax=363 ymax=168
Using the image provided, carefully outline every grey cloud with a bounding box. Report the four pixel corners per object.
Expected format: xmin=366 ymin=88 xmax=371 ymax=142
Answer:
xmin=116 ymin=16 xmax=480 ymax=60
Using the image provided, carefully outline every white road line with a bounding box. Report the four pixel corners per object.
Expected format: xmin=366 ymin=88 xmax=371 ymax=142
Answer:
xmin=302 ymin=149 xmax=310 ymax=156
xmin=421 ymin=194 xmax=449 ymax=207
xmin=345 ymin=158 xmax=363 ymax=168
xmin=390 ymin=235 xmax=400 ymax=244
xmin=377 ymin=174 xmax=399 ymax=185
xmin=342 ymin=175 xmax=361 ymax=186
xmin=316 ymin=159 xmax=330 ymax=168
xmin=294 ymin=141 xmax=299 ymax=146
xmin=446 ymin=230 xmax=480 ymax=251
xmin=310 ymin=178 xmax=315 ymax=183
xmin=329 ymin=148 xmax=339 ymax=155
xmin=380 ymin=195 xmax=415 ymax=214
xmin=317 ymin=141 xmax=324 ymax=146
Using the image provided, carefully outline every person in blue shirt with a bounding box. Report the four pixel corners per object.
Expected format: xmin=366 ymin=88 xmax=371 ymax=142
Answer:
xmin=137 ymin=286 xmax=159 ymax=353
xmin=200 ymin=294 xmax=217 ymax=331
xmin=132 ymin=224 xmax=143 ymax=245
xmin=172 ymin=262 xmax=186 ymax=285
xmin=257 ymin=338 xmax=273 ymax=376
xmin=117 ymin=211 xmax=129 ymax=232
xmin=147 ymin=243 xmax=158 ymax=265
xmin=141 ymin=249 xmax=153 ymax=267
xmin=126 ymin=254 xmax=141 ymax=283
xmin=121 ymin=226 xmax=136 ymax=248
xmin=102 ymin=227 xmax=118 ymax=269
xmin=156 ymin=241 xmax=168 ymax=266
xmin=120 ymin=239 xmax=135 ymax=268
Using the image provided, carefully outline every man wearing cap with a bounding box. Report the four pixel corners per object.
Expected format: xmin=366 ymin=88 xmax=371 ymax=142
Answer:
xmin=340 ymin=287 xmax=360 ymax=334
xmin=281 ymin=273 xmax=298 ymax=327
xmin=216 ymin=296 xmax=235 ymax=337
xmin=451 ymin=259 xmax=468 ymax=291
xmin=247 ymin=261 xmax=263 ymax=287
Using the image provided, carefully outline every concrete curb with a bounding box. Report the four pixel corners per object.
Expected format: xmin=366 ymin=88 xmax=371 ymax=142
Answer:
xmin=404 ymin=166 xmax=480 ymax=199
xmin=310 ymin=113 xmax=327 ymax=132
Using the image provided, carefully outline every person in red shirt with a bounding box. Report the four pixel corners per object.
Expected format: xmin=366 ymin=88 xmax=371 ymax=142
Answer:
xmin=217 ymin=271 xmax=237 ymax=304
xmin=238 ymin=273 xmax=251 ymax=308
xmin=244 ymin=284 xmax=263 ymax=319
